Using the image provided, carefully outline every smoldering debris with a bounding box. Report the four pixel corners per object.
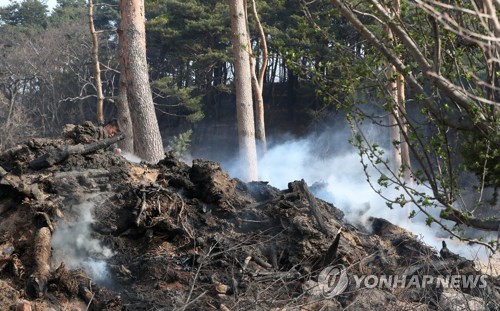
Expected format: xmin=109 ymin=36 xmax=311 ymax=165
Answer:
xmin=223 ymin=129 xmax=494 ymax=261
xmin=0 ymin=125 xmax=498 ymax=310
xmin=51 ymin=200 xmax=114 ymax=283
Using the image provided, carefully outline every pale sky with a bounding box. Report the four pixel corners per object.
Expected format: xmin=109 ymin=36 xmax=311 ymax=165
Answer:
xmin=0 ymin=0 xmax=58 ymax=11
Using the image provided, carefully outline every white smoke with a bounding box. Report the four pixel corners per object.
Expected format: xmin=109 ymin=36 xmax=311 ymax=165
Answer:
xmin=51 ymin=200 xmax=113 ymax=283
xmin=121 ymin=151 xmax=144 ymax=163
xmin=223 ymin=128 xmax=495 ymax=261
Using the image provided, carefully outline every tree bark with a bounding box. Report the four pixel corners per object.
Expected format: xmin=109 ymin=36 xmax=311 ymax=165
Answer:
xmin=385 ymin=0 xmax=412 ymax=185
xmin=249 ymin=0 xmax=268 ymax=155
xmin=119 ymin=0 xmax=164 ymax=163
xmin=230 ymin=0 xmax=259 ymax=181
xmin=386 ymin=61 xmax=402 ymax=174
xmin=116 ymin=30 xmax=134 ymax=154
xmin=398 ymin=73 xmax=412 ymax=184
xmin=88 ymin=0 xmax=104 ymax=125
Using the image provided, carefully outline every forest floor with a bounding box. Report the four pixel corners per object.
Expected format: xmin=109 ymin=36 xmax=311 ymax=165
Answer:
xmin=0 ymin=122 xmax=499 ymax=310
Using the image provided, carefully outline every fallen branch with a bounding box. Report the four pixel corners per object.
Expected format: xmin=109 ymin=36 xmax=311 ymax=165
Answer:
xmin=253 ymin=256 xmax=273 ymax=269
xmin=176 ymin=192 xmax=195 ymax=240
xmin=135 ymin=187 xmax=147 ymax=226
xmin=249 ymin=270 xmax=302 ymax=282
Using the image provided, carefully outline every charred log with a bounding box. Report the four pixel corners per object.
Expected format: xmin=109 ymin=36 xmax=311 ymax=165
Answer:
xmin=29 ymin=133 xmax=125 ymax=170
xmin=440 ymin=241 xmax=455 ymax=260
xmin=253 ymin=256 xmax=273 ymax=269
xmin=288 ymin=179 xmax=330 ymax=236
xmin=0 ymin=173 xmax=45 ymax=201
xmin=134 ymin=186 xmax=147 ymax=226
xmin=0 ymin=184 xmax=23 ymax=216
xmin=26 ymin=227 xmax=52 ymax=299
xmin=322 ymin=228 xmax=342 ymax=267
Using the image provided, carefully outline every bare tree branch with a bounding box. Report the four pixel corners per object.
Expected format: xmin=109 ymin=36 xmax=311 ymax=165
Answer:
xmin=330 ymin=0 xmax=479 ymax=130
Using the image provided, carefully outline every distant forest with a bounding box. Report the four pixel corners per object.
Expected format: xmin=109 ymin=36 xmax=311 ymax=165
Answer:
xmin=0 ymin=0 xmax=341 ymax=153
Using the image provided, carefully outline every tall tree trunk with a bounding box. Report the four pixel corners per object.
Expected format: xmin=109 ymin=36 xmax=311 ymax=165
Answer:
xmin=385 ymin=0 xmax=412 ymax=184
xmin=483 ymin=0 xmax=500 ymax=117
xmin=88 ymin=0 xmax=104 ymax=125
xmin=270 ymin=54 xmax=278 ymax=85
xmin=248 ymin=0 xmax=268 ymax=155
xmin=116 ymin=18 xmax=134 ymax=154
xmin=5 ymin=84 xmax=18 ymax=130
xmin=230 ymin=0 xmax=258 ymax=181
xmin=398 ymin=73 xmax=412 ymax=184
xmin=385 ymin=0 xmax=413 ymax=223
xmin=116 ymin=70 xmax=134 ymax=153
xmin=386 ymin=62 xmax=402 ymax=173
xmin=119 ymin=0 xmax=164 ymax=163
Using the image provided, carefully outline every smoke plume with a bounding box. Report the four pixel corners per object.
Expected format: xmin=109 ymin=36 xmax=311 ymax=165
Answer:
xmin=51 ymin=199 xmax=113 ymax=283
xmin=223 ymin=127 xmax=494 ymax=261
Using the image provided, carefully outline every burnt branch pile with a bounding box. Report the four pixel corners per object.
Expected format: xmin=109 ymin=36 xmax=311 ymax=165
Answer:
xmin=0 ymin=123 xmax=499 ymax=310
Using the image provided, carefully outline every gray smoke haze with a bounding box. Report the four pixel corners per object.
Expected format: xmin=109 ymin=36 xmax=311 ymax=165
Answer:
xmin=121 ymin=151 xmax=144 ymax=163
xmin=223 ymin=128 xmax=495 ymax=261
xmin=51 ymin=199 xmax=113 ymax=283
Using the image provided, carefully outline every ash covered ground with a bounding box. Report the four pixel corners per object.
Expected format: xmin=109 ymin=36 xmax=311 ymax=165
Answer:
xmin=0 ymin=123 xmax=499 ymax=310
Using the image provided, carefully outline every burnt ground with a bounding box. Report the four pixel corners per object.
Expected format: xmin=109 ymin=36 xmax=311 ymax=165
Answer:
xmin=0 ymin=123 xmax=499 ymax=310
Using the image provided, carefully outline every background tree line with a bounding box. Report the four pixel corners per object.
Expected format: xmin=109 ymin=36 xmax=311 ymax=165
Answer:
xmin=0 ymin=0 xmax=498 ymax=249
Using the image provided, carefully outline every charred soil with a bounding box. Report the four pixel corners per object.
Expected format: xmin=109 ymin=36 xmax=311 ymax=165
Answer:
xmin=0 ymin=123 xmax=499 ymax=310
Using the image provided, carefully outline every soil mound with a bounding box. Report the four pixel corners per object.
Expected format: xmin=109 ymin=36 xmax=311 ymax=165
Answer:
xmin=0 ymin=123 xmax=498 ymax=310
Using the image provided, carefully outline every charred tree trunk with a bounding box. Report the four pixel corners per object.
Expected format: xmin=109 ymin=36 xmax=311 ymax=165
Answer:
xmin=119 ymin=0 xmax=164 ymax=163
